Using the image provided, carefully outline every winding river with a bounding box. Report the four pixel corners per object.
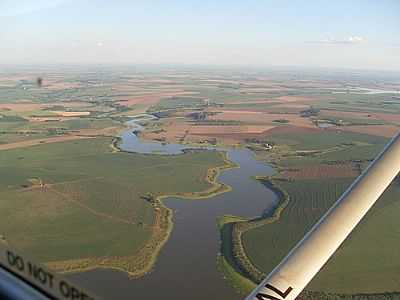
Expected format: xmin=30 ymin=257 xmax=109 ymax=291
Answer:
xmin=69 ymin=119 xmax=278 ymax=300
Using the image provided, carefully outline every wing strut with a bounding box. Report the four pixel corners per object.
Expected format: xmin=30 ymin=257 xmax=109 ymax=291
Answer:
xmin=246 ymin=132 xmax=400 ymax=300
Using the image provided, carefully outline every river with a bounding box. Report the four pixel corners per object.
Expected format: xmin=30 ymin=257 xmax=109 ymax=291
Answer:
xmin=69 ymin=119 xmax=278 ymax=300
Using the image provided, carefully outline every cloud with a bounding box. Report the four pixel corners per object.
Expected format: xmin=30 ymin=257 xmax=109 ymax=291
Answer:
xmin=308 ymin=36 xmax=366 ymax=45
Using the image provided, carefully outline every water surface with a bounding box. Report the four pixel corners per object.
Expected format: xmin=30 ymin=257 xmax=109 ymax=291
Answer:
xmin=69 ymin=122 xmax=278 ymax=300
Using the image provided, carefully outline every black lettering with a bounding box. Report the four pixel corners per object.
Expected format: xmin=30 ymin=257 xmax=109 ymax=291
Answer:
xmin=6 ymin=251 xmax=14 ymax=265
xmin=47 ymin=272 xmax=54 ymax=289
xmin=59 ymin=280 xmax=94 ymax=300
xmin=6 ymin=251 xmax=25 ymax=271
xmin=27 ymin=262 xmax=54 ymax=288
xmin=256 ymin=284 xmax=293 ymax=300
xmin=71 ymin=286 xmax=81 ymax=300
xmin=6 ymin=251 xmax=15 ymax=266
xmin=59 ymin=280 xmax=71 ymax=298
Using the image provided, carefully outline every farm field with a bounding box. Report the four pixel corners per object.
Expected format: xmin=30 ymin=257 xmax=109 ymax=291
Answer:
xmin=242 ymin=177 xmax=400 ymax=294
xmin=0 ymin=137 xmax=227 ymax=275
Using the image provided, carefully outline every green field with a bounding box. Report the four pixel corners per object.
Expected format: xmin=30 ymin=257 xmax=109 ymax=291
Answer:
xmin=242 ymin=177 xmax=400 ymax=294
xmin=0 ymin=118 xmax=120 ymax=144
xmin=273 ymin=142 xmax=387 ymax=168
xmin=149 ymin=96 xmax=206 ymax=111
xmin=268 ymin=130 xmax=387 ymax=151
xmin=317 ymin=114 xmax=387 ymax=126
xmin=0 ymin=137 xmax=225 ymax=264
xmin=254 ymin=129 xmax=389 ymax=169
xmin=313 ymin=93 xmax=400 ymax=114
xmin=227 ymin=126 xmax=400 ymax=297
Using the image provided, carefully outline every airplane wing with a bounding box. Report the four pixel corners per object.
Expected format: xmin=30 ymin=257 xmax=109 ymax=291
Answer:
xmin=246 ymin=132 xmax=400 ymax=300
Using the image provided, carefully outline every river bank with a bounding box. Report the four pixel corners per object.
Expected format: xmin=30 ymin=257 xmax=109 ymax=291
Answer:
xmin=217 ymin=177 xmax=291 ymax=293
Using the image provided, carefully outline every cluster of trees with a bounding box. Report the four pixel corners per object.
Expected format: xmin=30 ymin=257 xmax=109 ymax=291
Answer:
xmin=230 ymin=221 xmax=266 ymax=283
xmin=110 ymin=103 xmax=131 ymax=113
xmin=187 ymin=111 xmax=221 ymax=121
xmin=245 ymin=138 xmax=275 ymax=145
xmin=188 ymin=111 xmax=208 ymax=120
xmin=141 ymin=192 xmax=157 ymax=205
xmin=273 ymin=119 xmax=290 ymax=123
xmin=301 ymin=107 xmax=320 ymax=117
xmin=151 ymin=111 xmax=174 ymax=118
xmin=43 ymin=105 xmax=66 ymax=111
xmin=47 ymin=128 xmax=69 ymax=135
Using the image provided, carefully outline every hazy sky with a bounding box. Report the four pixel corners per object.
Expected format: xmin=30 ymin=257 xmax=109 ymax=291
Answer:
xmin=1 ymin=0 xmax=399 ymax=70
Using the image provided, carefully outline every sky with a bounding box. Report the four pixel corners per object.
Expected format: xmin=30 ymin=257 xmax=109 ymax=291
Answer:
xmin=0 ymin=0 xmax=399 ymax=70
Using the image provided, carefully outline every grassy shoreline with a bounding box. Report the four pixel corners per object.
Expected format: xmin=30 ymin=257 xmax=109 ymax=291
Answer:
xmin=217 ymin=177 xmax=291 ymax=291
xmin=217 ymin=215 xmax=256 ymax=295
